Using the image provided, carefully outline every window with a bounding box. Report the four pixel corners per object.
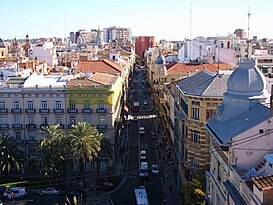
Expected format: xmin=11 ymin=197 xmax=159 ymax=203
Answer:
xmin=84 ymin=115 xmax=91 ymax=123
xmin=0 ymin=100 xmax=6 ymax=109
xmin=28 ymin=131 xmax=36 ymax=141
xmin=29 ymin=147 xmax=36 ymax=154
xmin=15 ymin=132 xmax=21 ymax=141
xmin=171 ymin=78 xmax=175 ymax=83
xmin=70 ymin=101 xmax=76 ymax=109
xmin=192 ymin=130 xmax=200 ymax=143
xmin=56 ymin=116 xmax=62 ymax=125
xmin=70 ymin=116 xmax=76 ymax=125
xmin=0 ymin=115 xmax=7 ymax=124
xmin=98 ymin=115 xmax=106 ymax=125
xmin=41 ymin=101 xmax=48 ymax=109
xmin=27 ymin=101 xmax=34 ymax=109
xmin=98 ymin=102 xmax=106 ymax=110
xmin=13 ymin=100 xmax=20 ymax=109
xmin=41 ymin=116 xmax=48 ymax=125
xmin=206 ymin=109 xmax=216 ymax=120
xmin=27 ymin=116 xmax=35 ymax=124
xmin=191 ymin=108 xmax=200 ymax=120
xmin=191 ymin=156 xmax=199 ymax=168
xmin=55 ymin=101 xmax=62 ymax=109
xmin=84 ymin=101 xmax=90 ymax=109
xmin=13 ymin=116 xmax=21 ymax=124
xmin=217 ymin=161 xmax=222 ymax=182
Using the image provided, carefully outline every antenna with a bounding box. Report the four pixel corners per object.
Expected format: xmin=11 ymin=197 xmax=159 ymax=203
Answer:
xmin=247 ymin=6 xmax=251 ymax=58
xmin=190 ymin=2 xmax=192 ymax=39
xmin=64 ymin=13 xmax=66 ymax=39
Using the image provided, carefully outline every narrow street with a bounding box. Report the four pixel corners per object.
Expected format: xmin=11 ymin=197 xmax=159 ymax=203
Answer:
xmin=110 ymin=63 xmax=180 ymax=205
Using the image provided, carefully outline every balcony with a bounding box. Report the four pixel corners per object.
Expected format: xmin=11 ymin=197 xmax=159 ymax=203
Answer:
xmin=11 ymin=108 xmax=22 ymax=113
xmin=26 ymin=124 xmax=36 ymax=129
xmin=40 ymin=124 xmax=49 ymax=129
xmin=96 ymin=108 xmax=107 ymax=113
xmin=0 ymin=108 xmax=8 ymax=113
xmin=0 ymin=124 xmax=9 ymax=129
xmin=25 ymin=109 xmax=36 ymax=113
xmin=97 ymin=124 xmax=107 ymax=130
xmin=82 ymin=109 xmax=92 ymax=113
xmin=53 ymin=109 xmax=64 ymax=113
xmin=39 ymin=109 xmax=50 ymax=113
xmin=12 ymin=124 xmax=23 ymax=129
xmin=26 ymin=140 xmax=36 ymax=144
xmin=67 ymin=109 xmax=78 ymax=113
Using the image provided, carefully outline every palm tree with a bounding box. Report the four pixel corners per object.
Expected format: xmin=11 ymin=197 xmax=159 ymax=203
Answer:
xmin=38 ymin=124 xmax=70 ymax=179
xmin=0 ymin=133 xmax=24 ymax=177
xmin=96 ymin=136 xmax=113 ymax=173
xmin=70 ymin=122 xmax=102 ymax=178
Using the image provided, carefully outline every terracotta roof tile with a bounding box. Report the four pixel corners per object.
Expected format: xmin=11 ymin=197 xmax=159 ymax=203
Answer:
xmin=75 ymin=59 xmax=122 ymax=74
xmin=252 ymin=175 xmax=273 ymax=191
xmin=166 ymin=62 xmax=233 ymax=75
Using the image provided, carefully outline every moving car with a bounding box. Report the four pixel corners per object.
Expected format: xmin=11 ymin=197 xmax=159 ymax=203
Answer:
xmin=151 ymin=164 xmax=160 ymax=175
xmin=3 ymin=187 xmax=27 ymax=199
xmin=65 ymin=189 xmax=86 ymax=198
xmin=143 ymin=100 xmax=148 ymax=106
xmin=151 ymin=130 xmax=157 ymax=140
xmin=140 ymin=150 xmax=147 ymax=161
xmin=139 ymin=127 xmax=145 ymax=135
xmin=38 ymin=187 xmax=61 ymax=196
xmin=139 ymin=162 xmax=149 ymax=179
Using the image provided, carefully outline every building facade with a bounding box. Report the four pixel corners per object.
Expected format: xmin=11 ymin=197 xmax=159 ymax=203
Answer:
xmin=135 ymin=36 xmax=156 ymax=58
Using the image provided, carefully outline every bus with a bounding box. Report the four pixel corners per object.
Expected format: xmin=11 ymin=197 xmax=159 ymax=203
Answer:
xmin=132 ymin=102 xmax=140 ymax=112
xmin=134 ymin=186 xmax=149 ymax=205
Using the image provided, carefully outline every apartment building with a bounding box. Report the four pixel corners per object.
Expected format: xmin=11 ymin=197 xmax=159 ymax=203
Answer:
xmin=103 ymin=26 xmax=132 ymax=43
xmin=205 ymin=59 xmax=273 ymax=205
xmin=135 ymin=36 xmax=156 ymax=58
xmin=0 ymin=71 xmax=123 ymax=171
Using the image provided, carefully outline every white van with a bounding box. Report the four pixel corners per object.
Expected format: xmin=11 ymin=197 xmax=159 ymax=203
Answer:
xmin=3 ymin=187 xmax=27 ymax=199
xmin=139 ymin=162 xmax=149 ymax=179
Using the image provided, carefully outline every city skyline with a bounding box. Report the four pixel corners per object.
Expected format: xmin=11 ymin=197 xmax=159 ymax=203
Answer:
xmin=1 ymin=0 xmax=273 ymax=41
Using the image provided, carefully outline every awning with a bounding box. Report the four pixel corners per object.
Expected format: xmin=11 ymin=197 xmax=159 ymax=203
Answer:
xmin=223 ymin=181 xmax=247 ymax=205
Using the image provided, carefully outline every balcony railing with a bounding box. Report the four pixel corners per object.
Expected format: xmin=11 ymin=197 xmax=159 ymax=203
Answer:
xmin=0 ymin=108 xmax=8 ymax=113
xmin=26 ymin=124 xmax=36 ymax=129
xmin=97 ymin=124 xmax=107 ymax=130
xmin=96 ymin=108 xmax=107 ymax=113
xmin=67 ymin=109 xmax=78 ymax=113
xmin=11 ymin=108 xmax=22 ymax=113
xmin=40 ymin=124 xmax=49 ymax=129
xmin=0 ymin=124 xmax=9 ymax=129
xmin=12 ymin=124 xmax=23 ymax=129
xmin=82 ymin=109 xmax=92 ymax=113
xmin=25 ymin=109 xmax=36 ymax=113
xmin=53 ymin=109 xmax=64 ymax=113
xmin=39 ymin=109 xmax=50 ymax=113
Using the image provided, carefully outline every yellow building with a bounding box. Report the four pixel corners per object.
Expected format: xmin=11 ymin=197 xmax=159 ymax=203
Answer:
xmin=173 ymin=70 xmax=230 ymax=180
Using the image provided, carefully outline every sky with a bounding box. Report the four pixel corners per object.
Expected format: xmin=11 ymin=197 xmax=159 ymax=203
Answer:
xmin=1 ymin=0 xmax=273 ymax=41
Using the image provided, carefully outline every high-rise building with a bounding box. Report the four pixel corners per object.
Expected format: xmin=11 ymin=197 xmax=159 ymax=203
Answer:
xmin=135 ymin=36 xmax=156 ymax=58
xmin=103 ymin=26 xmax=132 ymax=43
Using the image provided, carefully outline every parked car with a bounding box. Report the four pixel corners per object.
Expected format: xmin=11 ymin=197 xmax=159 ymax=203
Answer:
xmin=133 ymin=116 xmax=138 ymax=121
xmin=140 ymin=150 xmax=147 ymax=161
xmin=3 ymin=187 xmax=27 ymax=199
xmin=38 ymin=187 xmax=61 ymax=196
xmin=65 ymin=189 xmax=86 ymax=198
xmin=151 ymin=164 xmax=160 ymax=175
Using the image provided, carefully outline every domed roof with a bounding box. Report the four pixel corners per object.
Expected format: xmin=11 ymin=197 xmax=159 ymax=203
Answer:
xmin=227 ymin=58 xmax=266 ymax=96
xmin=156 ymin=52 xmax=165 ymax=64
xmin=0 ymin=38 xmax=5 ymax=48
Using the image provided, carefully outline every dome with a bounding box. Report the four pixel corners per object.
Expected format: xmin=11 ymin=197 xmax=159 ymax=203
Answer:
xmin=0 ymin=38 xmax=5 ymax=48
xmin=156 ymin=52 xmax=165 ymax=64
xmin=227 ymin=58 xmax=266 ymax=96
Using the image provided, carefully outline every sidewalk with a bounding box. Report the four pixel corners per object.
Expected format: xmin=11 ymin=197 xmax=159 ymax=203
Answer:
xmin=153 ymin=111 xmax=181 ymax=205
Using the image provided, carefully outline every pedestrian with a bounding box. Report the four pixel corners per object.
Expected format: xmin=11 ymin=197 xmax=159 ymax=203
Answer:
xmin=165 ymin=172 xmax=168 ymax=179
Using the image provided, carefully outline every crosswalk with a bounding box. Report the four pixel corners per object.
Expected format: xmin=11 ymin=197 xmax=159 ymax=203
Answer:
xmin=86 ymin=195 xmax=112 ymax=205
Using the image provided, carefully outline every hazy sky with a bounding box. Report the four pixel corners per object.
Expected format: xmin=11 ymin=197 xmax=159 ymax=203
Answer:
xmin=1 ymin=0 xmax=273 ymax=40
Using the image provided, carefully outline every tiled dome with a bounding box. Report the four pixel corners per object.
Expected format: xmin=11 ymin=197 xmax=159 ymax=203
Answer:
xmin=0 ymin=38 xmax=5 ymax=48
xmin=155 ymin=52 xmax=165 ymax=64
xmin=227 ymin=59 xmax=266 ymax=96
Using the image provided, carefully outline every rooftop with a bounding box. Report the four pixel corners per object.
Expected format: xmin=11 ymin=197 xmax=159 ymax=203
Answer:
xmin=252 ymin=175 xmax=273 ymax=191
